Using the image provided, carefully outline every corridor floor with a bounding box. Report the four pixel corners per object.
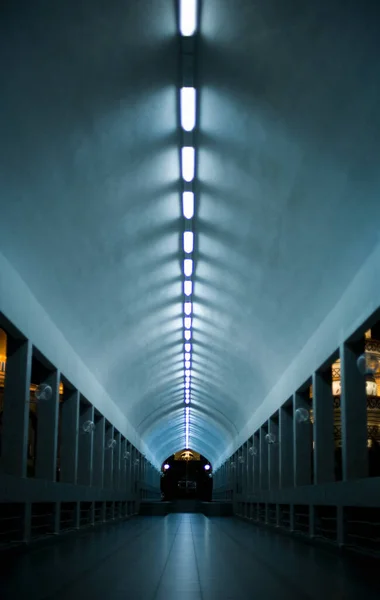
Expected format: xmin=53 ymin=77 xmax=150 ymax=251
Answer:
xmin=0 ymin=514 xmax=378 ymax=600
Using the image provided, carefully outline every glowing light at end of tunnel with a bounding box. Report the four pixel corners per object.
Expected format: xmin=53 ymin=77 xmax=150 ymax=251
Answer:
xmin=181 ymin=147 xmax=195 ymax=182
xmin=184 ymin=280 xmax=193 ymax=296
xmin=183 ymin=231 xmax=194 ymax=254
xmin=180 ymin=87 xmax=196 ymax=131
xmin=182 ymin=191 xmax=194 ymax=219
xmin=184 ymin=301 xmax=192 ymax=316
xmin=180 ymin=0 xmax=197 ymax=37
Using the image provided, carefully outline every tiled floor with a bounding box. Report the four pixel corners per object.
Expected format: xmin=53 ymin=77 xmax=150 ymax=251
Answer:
xmin=0 ymin=514 xmax=378 ymax=600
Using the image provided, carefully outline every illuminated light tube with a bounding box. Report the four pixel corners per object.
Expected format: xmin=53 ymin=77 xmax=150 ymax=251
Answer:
xmin=184 ymin=280 xmax=193 ymax=296
xmin=185 ymin=381 xmax=190 ymax=389
xmin=185 ymin=360 xmax=190 ymax=369
xmin=183 ymin=231 xmax=194 ymax=254
xmin=181 ymin=147 xmax=195 ymax=182
xmin=182 ymin=191 xmax=194 ymax=219
xmin=185 ymin=369 xmax=191 ymax=377
xmin=185 ymin=352 xmax=191 ymax=361
xmin=185 ymin=343 xmax=191 ymax=352
xmin=184 ymin=330 xmax=192 ymax=341
xmin=180 ymin=87 xmax=196 ymax=131
xmin=184 ymin=317 xmax=192 ymax=329
xmin=185 ymin=397 xmax=190 ymax=404
xmin=184 ymin=301 xmax=192 ymax=315
xmin=184 ymin=258 xmax=193 ymax=276
xmin=180 ymin=0 xmax=197 ymax=36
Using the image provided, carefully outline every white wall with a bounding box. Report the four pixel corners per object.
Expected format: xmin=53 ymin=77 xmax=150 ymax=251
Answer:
xmin=0 ymin=251 xmax=159 ymax=469
xmin=217 ymin=240 xmax=380 ymax=469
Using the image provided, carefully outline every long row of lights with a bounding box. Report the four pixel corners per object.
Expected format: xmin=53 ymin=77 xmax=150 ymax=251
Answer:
xmin=178 ymin=0 xmax=198 ymax=449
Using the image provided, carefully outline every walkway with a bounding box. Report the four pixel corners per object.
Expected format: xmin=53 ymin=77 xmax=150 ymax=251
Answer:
xmin=1 ymin=514 xmax=378 ymax=600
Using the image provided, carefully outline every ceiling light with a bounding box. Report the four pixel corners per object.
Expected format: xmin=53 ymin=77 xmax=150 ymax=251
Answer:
xmin=182 ymin=191 xmax=194 ymax=219
xmin=185 ymin=343 xmax=191 ymax=352
xmin=179 ymin=0 xmax=197 ymax=36
xmin=183 ymin=231 xmax=194 ymax=254
xmin=185 ymin=360 xmax=190 ymax=369
xmin=185 ymin=352 xmax=191 ymax=361
xmin=184 ymin=330 xmax=192 ymax=341
xmin=184 ymin=301 xmax=192 ymax=315
xmin=184 ymin=317 xmax=191 ymax=329
xmin=184 ymin=280 xmax=193 ymax=296
xmin=185 ymin=381 xmax=190 ymax=389
xmin=180 ymin=87 xmax=196 ymax=131
xmin=181 ymin=147 xmax=195 ymax=182
xmin=185 ymin=369 xmax=190 ymax=377
xmin=185 ymin=397 xmax=190 ymax=404
xmin=184 ymin=258 xmax=193 ymax=276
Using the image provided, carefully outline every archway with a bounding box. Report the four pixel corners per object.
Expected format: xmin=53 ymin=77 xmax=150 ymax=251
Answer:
xmin=160 ymin=449 xmax=213 ymax=501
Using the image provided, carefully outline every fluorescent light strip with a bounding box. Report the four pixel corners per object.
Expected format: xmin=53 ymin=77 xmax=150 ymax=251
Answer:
xmin=184 ymin=352 xmax=191 ymax=361
xmin=185 ymin=343 xmax=191 ymax=352
xmin=185 ymin=360 xmax=190 ymax=369
xmin=183 ymin=231 xmax=194 ymax=253
xmin=180 ymin=0 xmax=197 ymax=37
xmin=182 ymin=192 xmax=194 ymax=219
xmin=184 ymin=280 xmax=193 ymax=296
xmin=180 ymin=87 xmax=196 ymax=131
xmin=181 ymin=147 xmax=195 ymax=182
xmin=184 ymin=258 xmax=193 ymax=276
xmin=184 ymin=301 xmax=192 ymax=315
xmin=184 ymin=317 xmax=192 ymax=329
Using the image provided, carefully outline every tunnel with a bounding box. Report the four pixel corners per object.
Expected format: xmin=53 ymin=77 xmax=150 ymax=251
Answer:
xmin=0 ymin=0 xmax=380 ymax=598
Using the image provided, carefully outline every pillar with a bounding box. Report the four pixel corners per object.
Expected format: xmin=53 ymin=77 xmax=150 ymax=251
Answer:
xmin=35 ymin=368 xmax=60 ymax=481
xmin=60 ymin=388 xmax=79 ymax=484
xmin=312 ymin=369 xmax=335 ymax=484
xmin=340 ymin=341 xmax=368 ymax=480
xmin=2 ymin=336 xmax=32 ymax=477
xmin=259 ymin=427 xmax=268 ymax=490
xmin=268 ymin=416 xmax=279 ymax=489
xmin=77 ymin=403 xmax=94 ymax=486
xmin=293 ymin=391 xmax=312 ymax=486
xmin=253 ymin=432 xmax=260 ymax=492
xmin=93 ymin=416 xmax=105 ymax=488
xmin=113 ymin=431 xmax=121 ymax=490
xmin=279 ymin=405 xmax=293 ymax=488
xmin=120 ymin=437 xmax=127 ymax=491
xmin=104 ymin=424 xmax=114 ymax=489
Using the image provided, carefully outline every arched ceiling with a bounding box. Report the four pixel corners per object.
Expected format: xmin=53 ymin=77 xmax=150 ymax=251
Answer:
xmin=1 ymin=0 xmax=380 ymax=467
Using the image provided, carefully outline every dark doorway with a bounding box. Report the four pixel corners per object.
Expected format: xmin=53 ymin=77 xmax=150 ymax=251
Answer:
xmin=160 ymin=449 xmax=213 ymax=501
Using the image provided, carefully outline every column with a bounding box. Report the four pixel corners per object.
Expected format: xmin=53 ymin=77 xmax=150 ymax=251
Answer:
xmin=60 ymin=388 xmax=79 ymax=484
xmin=35 ymin=368 xmax=60 ymax=481
xmin=113 ymin=431 xmax=121 ymax=490
xmin=77 ymin=403 xmax=94 ymax=486
xmin=279 ymin=405 xmax=293 ymax=488
xmin=268 ymin=416 xmax=279 ymax=489
xmin=120 ymin=437 xmax=127 ymax=491
xmin=259 ymin=427 xmax=268 ymax=490
xmin=126 ymin=442 xmax=132 ymax=495
xmin=293 ymin=391 xmax=312 ymax=486
xmin=104 ymin=424 xmax=114 ymax=489
xmin=2 ymin=336 xmax=32 ymax=477
xmin=340 ymin=341 xmax=368 ymax=480
xmin=253 ymin=432 xmax=260 ymax=492
xmin=312 ymin=369 xmax=335 ymax=483
xmin=93 ymin=416 xmax=105 ymax=488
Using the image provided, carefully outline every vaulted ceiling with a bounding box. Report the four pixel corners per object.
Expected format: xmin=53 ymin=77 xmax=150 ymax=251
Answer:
xmin=1 ymin=0 xmax=380 ymax=467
